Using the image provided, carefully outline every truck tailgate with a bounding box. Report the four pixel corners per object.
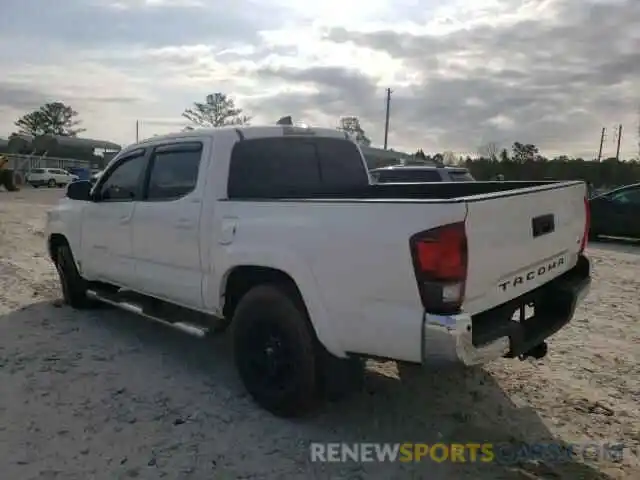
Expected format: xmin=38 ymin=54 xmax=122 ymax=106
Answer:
xmin=463 ymin=181 xmax=586 ymax=315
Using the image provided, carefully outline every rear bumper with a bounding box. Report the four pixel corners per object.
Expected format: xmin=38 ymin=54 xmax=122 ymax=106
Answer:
xmin=421 ymin=254 xmax=591 ymax=366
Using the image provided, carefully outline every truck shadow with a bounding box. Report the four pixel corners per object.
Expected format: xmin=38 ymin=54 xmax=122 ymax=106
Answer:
xmin=0 ymin=301 xmax=620 ymax=480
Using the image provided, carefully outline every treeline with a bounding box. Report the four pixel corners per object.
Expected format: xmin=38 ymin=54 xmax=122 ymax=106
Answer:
xmin=418 ymin=142 xmax=639 ymax=188
xmin=462 ymin=157 xmax=640 ymax=187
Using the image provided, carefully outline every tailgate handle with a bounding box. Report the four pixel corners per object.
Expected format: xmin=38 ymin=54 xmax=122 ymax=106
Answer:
xmin=532 ymin=214 xmax=555 ymax=238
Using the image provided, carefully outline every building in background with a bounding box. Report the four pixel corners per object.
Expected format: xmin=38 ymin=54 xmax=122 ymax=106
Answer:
xmin=1 ymin=134 xmax=122 ymax=176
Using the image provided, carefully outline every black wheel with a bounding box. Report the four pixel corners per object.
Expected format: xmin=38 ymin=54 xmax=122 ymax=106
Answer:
xmin=47 ymin=178 xmax=56 ymax=188
xmin=31 ymin=184 xmax=39 ymax=188
xmin=232 ymin=285 xmax=318 ymax=417
xmin=54 ymin=243 xmax=94 ymax=309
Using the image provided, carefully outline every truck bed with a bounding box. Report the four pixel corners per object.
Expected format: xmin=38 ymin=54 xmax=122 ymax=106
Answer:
xmin=225 ymin=179 xmax=588 ymax=318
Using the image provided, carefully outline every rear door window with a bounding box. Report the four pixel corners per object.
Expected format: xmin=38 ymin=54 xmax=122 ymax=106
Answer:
xmin=145 ymin=142 xmax=202 ymax=200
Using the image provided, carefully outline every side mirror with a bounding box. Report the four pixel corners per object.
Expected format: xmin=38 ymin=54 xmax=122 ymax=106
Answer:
xmin=66 ymin=180 xmax=93 ymax=201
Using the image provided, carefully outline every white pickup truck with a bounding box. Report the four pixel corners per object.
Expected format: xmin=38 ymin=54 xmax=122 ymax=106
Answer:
xmin=46 ymin=124 xmax=591 ymax=417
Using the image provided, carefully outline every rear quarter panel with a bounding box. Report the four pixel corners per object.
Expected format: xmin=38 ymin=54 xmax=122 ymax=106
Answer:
xmin=215 ymin=200 xmax=467 ymax=361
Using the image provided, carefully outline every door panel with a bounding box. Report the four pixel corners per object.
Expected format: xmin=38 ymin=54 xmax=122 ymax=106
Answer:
xmin=131 ymin=141 xmax=205 ymax=308
xmin=81 ymin=202 xmax=137 ymax=285
xmin=80 ymin=151 xmax=148 ymax=286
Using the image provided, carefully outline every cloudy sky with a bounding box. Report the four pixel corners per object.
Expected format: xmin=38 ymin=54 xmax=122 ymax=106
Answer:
xmin=0 ymin=0 xmax=638 ymax=158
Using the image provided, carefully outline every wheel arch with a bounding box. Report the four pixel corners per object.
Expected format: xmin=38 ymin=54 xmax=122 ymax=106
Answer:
xmin=48 ymin=233 xmax=70 ymax=261
xmin=219 ymin=263 xmax=345 ymax=358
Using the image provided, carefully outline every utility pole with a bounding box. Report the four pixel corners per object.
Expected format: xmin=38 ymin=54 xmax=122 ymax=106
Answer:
xmin=597 ymin=127 xmax=606 ymax=162
xmin=383 ymin=88 xmax=392 ymax=150
xmin=615 ymin=124 xmax=622 ymax=161
xmin=135 ymin=120 xmax=140 ymax=143
xmin=637 ymin=104 xmax=640 ymax=159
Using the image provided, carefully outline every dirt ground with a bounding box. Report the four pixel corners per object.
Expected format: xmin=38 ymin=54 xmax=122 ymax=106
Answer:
xmin=1 ymin=188 xmax=638 ymax=479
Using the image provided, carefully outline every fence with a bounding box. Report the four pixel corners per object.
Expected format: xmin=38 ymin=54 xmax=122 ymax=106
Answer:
xmin=4 ymin=153 xmax=93 ymax=176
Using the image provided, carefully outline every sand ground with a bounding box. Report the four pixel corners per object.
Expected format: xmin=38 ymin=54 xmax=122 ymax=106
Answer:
xmin=0 ymin=188 xmax=638 ymax=479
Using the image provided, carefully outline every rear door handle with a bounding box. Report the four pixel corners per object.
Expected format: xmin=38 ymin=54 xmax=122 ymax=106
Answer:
xmin=219 ymin=217 xmax=238 ymax=245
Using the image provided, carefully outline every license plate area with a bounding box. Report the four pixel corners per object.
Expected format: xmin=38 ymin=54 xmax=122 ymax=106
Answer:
xmin=532 ymin=213 xmax=555 ymax=238
xmin=511 ymin=303 xmax=535 ymax=323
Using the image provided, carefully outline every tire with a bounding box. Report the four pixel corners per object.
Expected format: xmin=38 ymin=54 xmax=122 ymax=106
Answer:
xmin=232 ymin=285 xmax=319 ymax=417
xmin=0 ymin=169 xmax=19 ymax=191
xmin=54 ymin=243 xmax=94 ymax=309
xmin=47 ymin=178 xmax=56 ymax=188
xmin=32 ymin=184 xmax=39 ymax=188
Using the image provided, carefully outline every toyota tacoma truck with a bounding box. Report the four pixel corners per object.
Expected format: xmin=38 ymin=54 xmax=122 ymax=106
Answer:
xmin=45 ymin=123 xmax=591 ymax=417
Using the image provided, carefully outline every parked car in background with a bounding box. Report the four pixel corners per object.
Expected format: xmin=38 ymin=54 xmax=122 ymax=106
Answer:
xmin=589 ymin=183 xmax=640 ymax=239
xmin=370 ymin=165 xmax=476 ymax=183
xmin=26 ymin=168 xmax=79 ymax=188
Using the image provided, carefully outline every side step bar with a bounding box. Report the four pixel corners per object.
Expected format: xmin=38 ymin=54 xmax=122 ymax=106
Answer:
xmin=86 ymin=289 xmax=210 ymax=338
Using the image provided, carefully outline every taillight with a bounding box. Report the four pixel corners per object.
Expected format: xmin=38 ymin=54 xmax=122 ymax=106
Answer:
xmin=580 ymin=196 xmax=590 ymax=253
xmin=409 ymin=222 xmax=468 ymax=314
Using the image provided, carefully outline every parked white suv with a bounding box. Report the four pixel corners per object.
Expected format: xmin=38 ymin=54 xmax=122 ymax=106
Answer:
xmin=26 ymin=168 xmax=79 ymax=188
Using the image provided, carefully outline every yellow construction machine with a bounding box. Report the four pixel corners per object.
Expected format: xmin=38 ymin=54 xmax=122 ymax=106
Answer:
xmin=0 ymin=154 xmax=20 ymax=191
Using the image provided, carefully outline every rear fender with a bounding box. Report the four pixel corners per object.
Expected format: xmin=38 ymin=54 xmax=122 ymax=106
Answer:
xmin=210 ymin=248 xmax=346 ymax=358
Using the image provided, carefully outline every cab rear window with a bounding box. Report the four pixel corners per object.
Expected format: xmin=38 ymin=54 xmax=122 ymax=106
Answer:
xmin=228 ymin=136 xmax=368 ymax=198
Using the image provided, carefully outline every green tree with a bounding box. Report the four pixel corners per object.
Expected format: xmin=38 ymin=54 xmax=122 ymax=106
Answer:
xmin=337 ymin=116 xmax=371 ymax=146
xmin=14 ymin=102 xmax=85 ymax=137
xmin=182 ymin=93 xmax=251 ymax=128
xmin=512 ymin=142 xmax=539 ymax=163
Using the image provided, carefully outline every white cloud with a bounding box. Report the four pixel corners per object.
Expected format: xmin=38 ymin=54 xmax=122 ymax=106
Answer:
xmin=0 ymin=0 xmax=638 ymax=159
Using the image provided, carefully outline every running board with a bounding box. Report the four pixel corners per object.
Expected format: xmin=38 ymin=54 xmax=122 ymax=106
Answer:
xmin=86 ymin=289 xmax=210 ymax=338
